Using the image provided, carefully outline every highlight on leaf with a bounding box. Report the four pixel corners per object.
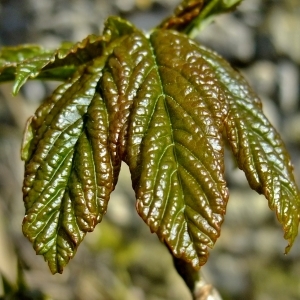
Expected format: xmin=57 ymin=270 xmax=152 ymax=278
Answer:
xmin=125 ymin=29 xmax=229 ymax=268
xmin=20 ymin=17 xmax=141 ymax=274
xmin=0 ymin=17 xmax=137 ymax=95
xmin=198 ymin=45 xmax=300 ymax=252
xmin=22 ymin=62 xmax=103 ymax=273
xmin=9 ymin=35 xmax=108 ymax=95
xmin=0 ymin=45 xmax=51 ymax=83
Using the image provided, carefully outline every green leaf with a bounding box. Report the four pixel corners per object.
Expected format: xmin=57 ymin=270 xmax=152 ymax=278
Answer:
xmin=21 ymin=116 xmax=34 ymax=161
xmin=21 ymin=70 xmax=83 ymax=164
xmin=22 ymin=56 xmax=110 ymax=273
xmin=0 ymin=44 xmax=70 ymax=88
xmin=0 ymin=17 xmax=137 ymax=94
xmin=124 ymin=30 xmax=229 ymax=268
xmin=0 ymin=45 xmax=50 ymax=83
xmin=199 ymin=45 xmax=300 ymax=252
xmin=0 ymin=44 xmax=50 ymax=66
xmin=103 ymin=16 xmax=140 ymax=40
xmin=158 ymin=0 xmax=242 ymax=36
xmin=12 ymin=35 xmax=106 ymax=94
xmin=21 ymin=18 xmax=138 ymax=272
xmin=188 ymin=0 xmax=242 ymax=36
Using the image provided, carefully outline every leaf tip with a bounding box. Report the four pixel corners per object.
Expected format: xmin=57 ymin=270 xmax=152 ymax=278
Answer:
xmin=283 ymin=232 xmax=296 ymax=255
xmin=12 ymin=80 xmax=22 ymax=95
xmin=284 ymin=244 xmax=292 ymax=255
xmin=21 ymin=116 xmax=34 ymax=161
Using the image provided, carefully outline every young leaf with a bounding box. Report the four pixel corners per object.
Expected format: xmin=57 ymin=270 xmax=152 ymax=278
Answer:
xmin=159 ymin=0 xmax=204 ymax=31
xmin=21 ymin=18 xmax=138 ymax=274
xmin=11 ymin=35 xmax=107 ymax=94
xmin=199 ymin=46 xmax=300 ymax=252
xmin=187 ymin=0 xmax=242 ymax=36
xmin=158 ymin=0 xmax=242 ymax=36
xmin=0 ymin=17 xmax=137 ymax=94
xmin=123 ymin=30 xmax=229 ymax=268
xmin=0 ymin=44 xmax=74 ymax=89
xmin=0 ymin=45 xmax=51 ymax=82
xmin=100 ymin=26 xmax=148 ymax=182
xmin=22 ymin=57 xmax=108 ymax=273
xmin=21 ymin=116 xmax=35 ymax=161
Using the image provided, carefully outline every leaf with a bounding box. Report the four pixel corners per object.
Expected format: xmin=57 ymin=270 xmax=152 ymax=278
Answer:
xmin=198 ymin=45 xmax=300 ymax=252
xmin=123 ymin=29 xmax=229 ymax=268
xmin=0 ymin=44 xmax=50 ymax=67
xmin=12 ymin=15 xmax=300 ymax=276
xmin=21 ymin=18 xmax=138 ymax=274
xmin=100 ymin=26 xmax=147 ymax=182
xmin=21 ymin=72 xmax=82 ymax=163
xmin=159 ymin=0 xmax=204 ymax=31
xmin=157 ymin=0 xmax=242 ymax=36
xmin=22 ymin=57 xmax=109 ymax=273
xmin=0 ymin=44 xmax=71 ymax=87
xmin=0 ymin=45 xmax=51 ymax=83
xmin=185 ymin=0 xmax=242 ymax=37
xmin=21 ymin=116 xmax=35 ymax=161
xmin=0 ymin=17 xmax=137 ymax=94
xmin=11 ymin=35 xmax=106 ymax=94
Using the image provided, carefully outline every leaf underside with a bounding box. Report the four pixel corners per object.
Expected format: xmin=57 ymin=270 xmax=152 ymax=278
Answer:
xmin=1 ymin=16 xmax=299 ymax=273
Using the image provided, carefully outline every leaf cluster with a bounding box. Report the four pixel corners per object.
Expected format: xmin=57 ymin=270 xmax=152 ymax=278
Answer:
xmin=0 ymin=0 xmax=299 ymax=279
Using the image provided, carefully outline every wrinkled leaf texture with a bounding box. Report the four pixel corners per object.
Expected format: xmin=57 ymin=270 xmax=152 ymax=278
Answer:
xmin=0 ymin=17 xmax=139 ymax=96
xmin=2 ymin=16 xmax=299 ymax=273
xmin=158 ymin=0 xmax=243 ymax=36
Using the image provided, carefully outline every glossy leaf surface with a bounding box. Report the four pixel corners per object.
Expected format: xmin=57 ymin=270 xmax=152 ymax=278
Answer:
xmin=0 ymin=45 xmax=51 ymax=83
xmin=199 ymin=46 xmax=300 ymax=251
xmin=1 ymin=14 xmax=299 ymax=274
xmin=22 ymin=58 xmax=105 ymax=273
xmin=125 ymin=29 xmax=229 ymax=267
xmin=21 ymin=18 xmax=136 ymax=273
xmin=0 ymin=44 xmax=73 ymax=89
xmin=0 ymin=17 xmax=136 ymax=94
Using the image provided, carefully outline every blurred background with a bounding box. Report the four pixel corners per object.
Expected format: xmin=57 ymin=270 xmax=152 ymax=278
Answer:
xmin=0 ymin=0 xmax=299 ymax=299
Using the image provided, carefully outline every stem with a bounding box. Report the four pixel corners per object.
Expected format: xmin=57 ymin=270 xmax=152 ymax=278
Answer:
xmin=173 ymin=257 xmax=223 ymax=300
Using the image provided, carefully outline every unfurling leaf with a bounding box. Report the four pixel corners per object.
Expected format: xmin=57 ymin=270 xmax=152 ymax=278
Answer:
xmin=159 ymin=0 xmax=205 ymax=31
xmin=0 ymin=45 xmax=50 ymax=83
xmin=184 ymin=0 xmax=243 ymax=36
xmin=1 ymin=13 xmax=299 ymax=275
xmin=158 ymin=0 xmax=243 ymax=35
